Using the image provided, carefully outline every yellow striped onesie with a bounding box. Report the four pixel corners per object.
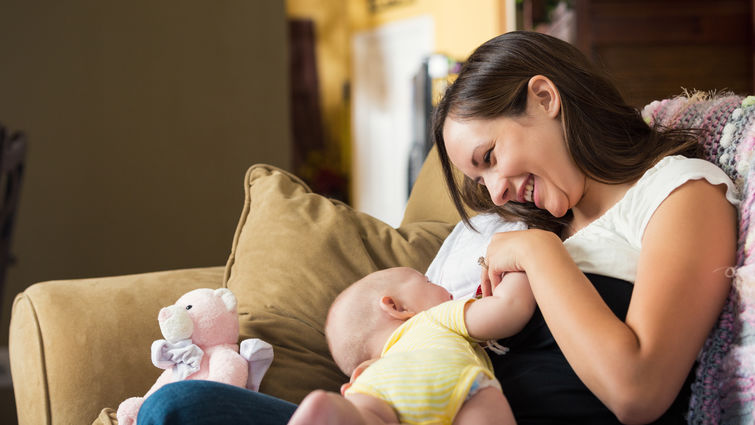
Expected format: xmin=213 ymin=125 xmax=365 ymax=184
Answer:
xmin=344 ymin=298 xmax=498 ymax=425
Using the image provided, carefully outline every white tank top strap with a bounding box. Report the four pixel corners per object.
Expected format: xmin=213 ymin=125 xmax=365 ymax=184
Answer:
xmin=563 ymin=155 xmax=739 ymax=282
xmin=626 ymin=155 xmax=740 ymax=246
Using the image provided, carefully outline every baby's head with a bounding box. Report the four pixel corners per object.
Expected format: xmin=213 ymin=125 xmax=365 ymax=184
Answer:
xmin=325 ymin=267 xmax=452 ymax=376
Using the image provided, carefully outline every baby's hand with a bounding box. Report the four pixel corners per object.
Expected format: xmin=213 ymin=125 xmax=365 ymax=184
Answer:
xmin=491 ymin=271 xmax=531 ymax=300
xmin=340 ymin=358 xmax=377 ymax=395
xmin=478 ymin=256 xmax=529 ymax=298
xmin=500 ymin=271 xmax=529 ymax=286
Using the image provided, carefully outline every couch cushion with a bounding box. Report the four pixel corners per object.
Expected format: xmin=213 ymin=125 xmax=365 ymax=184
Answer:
xmin=402 ymin=147 xmax=465 ymax=226
xmin=223 ymin=164 xmax=454 ymax=404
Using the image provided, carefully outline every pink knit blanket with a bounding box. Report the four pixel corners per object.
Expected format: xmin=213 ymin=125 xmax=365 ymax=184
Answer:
xmin=643 ymin=93 xmax=755 ymax=424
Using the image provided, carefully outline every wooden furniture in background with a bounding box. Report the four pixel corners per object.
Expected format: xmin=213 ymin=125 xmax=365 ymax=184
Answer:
xmin=0 ymin=123 xmax=26 ymax=317
xmin=288 ymin=19 xmax=348 ymax=201
xmin=574 ymin=0 xmax=754 ymax=108
xmin=289 ymin=19 xmax=325 ymax=177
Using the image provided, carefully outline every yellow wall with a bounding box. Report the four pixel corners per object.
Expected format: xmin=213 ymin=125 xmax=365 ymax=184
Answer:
xmin=287 ymin=0 xmax=507 ymax=188
xmin=349 ymin=0 xmax=506 ymax=59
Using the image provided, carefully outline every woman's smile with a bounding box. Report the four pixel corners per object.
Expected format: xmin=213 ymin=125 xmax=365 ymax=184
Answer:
xmin=520 ymin=174 xmax=535 ymax=204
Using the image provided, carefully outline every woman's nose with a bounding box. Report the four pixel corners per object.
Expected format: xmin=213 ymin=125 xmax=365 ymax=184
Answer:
xmin=486 ymin=176 xmax=509 ymax=206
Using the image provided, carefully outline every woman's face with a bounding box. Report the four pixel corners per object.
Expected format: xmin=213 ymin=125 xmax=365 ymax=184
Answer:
xmin=443 ymin=109 xmax=585 ymax=218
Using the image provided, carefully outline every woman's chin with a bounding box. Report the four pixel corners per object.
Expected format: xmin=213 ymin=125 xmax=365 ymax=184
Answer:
xmin=545 ymin=204 xmax=569 ymax=218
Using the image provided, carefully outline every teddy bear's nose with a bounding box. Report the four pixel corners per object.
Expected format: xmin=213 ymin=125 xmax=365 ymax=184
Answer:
xmin=158 ymin=307 xmax=172 ymax=322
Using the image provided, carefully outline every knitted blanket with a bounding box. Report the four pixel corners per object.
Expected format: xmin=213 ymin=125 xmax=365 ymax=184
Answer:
xmin=642 ymin=93 xmax=755 ymax=424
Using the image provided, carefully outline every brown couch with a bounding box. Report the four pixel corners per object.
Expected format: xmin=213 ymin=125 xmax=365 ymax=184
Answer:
xmin=9 ymin=146 xmax=461 ymax=425
xmin=10 ymin=93 xmax=755 ymax=425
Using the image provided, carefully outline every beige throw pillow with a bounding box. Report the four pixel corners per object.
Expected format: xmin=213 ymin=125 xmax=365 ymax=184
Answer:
xmin=224 ymin=164 xmax=453 ymax=404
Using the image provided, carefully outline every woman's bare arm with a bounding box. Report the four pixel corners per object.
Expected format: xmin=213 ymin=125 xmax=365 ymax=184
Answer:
xmin=483 ymin=180 xmax=736 ymax=424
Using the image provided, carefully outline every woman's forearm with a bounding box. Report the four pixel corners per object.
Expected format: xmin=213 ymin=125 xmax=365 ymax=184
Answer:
xmin=519 ymin=241 xmax=656 ymax=421
xmin=514 ymin=182 xmax=735 ymax=423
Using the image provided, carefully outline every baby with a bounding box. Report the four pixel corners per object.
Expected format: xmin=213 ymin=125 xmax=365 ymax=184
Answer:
xmin=287 ymin=266 xmax=536 ymax=425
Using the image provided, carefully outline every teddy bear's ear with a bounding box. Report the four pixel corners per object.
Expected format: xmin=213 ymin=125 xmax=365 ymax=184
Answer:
xmin=214 ymin=288 xmax=237 ymax=312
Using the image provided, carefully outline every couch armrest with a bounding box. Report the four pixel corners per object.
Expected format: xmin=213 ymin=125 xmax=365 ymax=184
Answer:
xmin=9 ymin=266 xmax=225 ymax=425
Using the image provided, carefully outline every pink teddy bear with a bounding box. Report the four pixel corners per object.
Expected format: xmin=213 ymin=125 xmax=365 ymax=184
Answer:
xmin=116 ymin=288 xmax=273 ymax=425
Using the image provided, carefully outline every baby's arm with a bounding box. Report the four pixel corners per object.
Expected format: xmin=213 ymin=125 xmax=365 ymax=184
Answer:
xmin=465 ymin=272 xmax=536 ymax=341
xmin=288 ymin=390 xmax=399 ymax=425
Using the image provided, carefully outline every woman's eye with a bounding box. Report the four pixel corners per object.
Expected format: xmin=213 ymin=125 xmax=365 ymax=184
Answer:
xmin=483 ymin=148 xmax=493 ymax=164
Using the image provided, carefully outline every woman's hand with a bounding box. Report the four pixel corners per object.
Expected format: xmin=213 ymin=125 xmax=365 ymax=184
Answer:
xmin=480 ymin=229 xmax=564 ymax=296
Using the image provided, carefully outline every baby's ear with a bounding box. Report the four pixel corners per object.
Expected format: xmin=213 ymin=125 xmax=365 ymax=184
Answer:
xmin=379 ymin=296 xmax=415 ymax=320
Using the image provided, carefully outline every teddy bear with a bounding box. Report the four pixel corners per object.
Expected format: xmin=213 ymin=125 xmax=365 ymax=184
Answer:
xmin=116 ymin=288 xmax=273 ymax=425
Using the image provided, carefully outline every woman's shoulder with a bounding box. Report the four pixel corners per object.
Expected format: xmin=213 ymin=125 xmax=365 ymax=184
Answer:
xmin=635 ymin=155 xmax=739 ymax=206
xmin=602 ymin=154 xmax=738 ymax=249
xmin=647 ymin=155 xmax=726 ymax=178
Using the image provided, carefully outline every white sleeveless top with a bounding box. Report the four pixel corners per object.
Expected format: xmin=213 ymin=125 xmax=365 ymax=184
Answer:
xmin=426 ymin=213 xmax=527 ymax=300
xmin=563 ymin=155 xmax=740 ymax=283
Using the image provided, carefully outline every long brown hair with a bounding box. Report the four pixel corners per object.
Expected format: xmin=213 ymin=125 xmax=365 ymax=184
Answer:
xmin=433 ymin=31 xmax=700 ymax=236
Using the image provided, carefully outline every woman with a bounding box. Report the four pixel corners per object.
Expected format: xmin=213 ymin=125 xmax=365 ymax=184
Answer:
xmin=434 ymin=31 xmax=738 ymax=424
xmin=138 ymin=31 xmax=738 ymax=424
